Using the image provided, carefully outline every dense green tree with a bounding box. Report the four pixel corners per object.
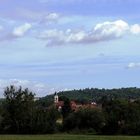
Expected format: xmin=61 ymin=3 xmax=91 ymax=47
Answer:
xmin=2 ymin=85 xmax=35 ymax=134
xmin=32 ymin=106 xmax=59 ymax=134
xmin=122 ymin=102 xmax=140 ymax=135
xmin=63 ymin=108 xmax=105 ymax=134
xmin=43 ymin=87 xmax=140 ymax=106
xmin=102 ymin=100 xmax=140 ymax=135
xmin=0 ymin=86 xmax=140 ymax=135
xmin=59 ymin=96 xmax=72 ymax=119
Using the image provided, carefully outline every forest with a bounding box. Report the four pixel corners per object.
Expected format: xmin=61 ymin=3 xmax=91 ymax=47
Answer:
xmin=0 ymin=86 xmax=140 ymax=135
xmin=40 ymin=87 xmax=140 ymax=106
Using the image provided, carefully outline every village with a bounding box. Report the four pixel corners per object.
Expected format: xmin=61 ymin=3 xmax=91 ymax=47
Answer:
xmin=54 ymin=93 xmax=99 ymax=112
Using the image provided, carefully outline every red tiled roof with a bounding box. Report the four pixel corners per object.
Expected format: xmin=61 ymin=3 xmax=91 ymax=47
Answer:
xmin=55 ymin=100 xmax=98 ymax=111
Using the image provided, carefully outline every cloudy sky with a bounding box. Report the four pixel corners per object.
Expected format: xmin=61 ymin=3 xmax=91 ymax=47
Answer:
xmin=0 ymin=0 xmax=140 ymax=97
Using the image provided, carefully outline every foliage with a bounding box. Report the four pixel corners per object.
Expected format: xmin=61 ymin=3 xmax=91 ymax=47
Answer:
xmin=59 ymin=96 xmax=72 ymax=119
xmin=32 ymin=106 xmax=60 ymax=134
xmin=2 ymin=85 xmax=35 ymax=133
xmin=63 ymin=108 xmax=105 ymax=134
xmin=42 ymin=87 xmax=140 ymax=106
xmin=0 ymin=86 xmax=140 ymax=135
xmin=1 ymin=85 xmax=59 ymax=134
xmin=102 ymin=100 xmax=140 ymax=135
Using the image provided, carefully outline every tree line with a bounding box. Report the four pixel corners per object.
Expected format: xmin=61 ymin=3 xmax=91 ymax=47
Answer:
xmin=41 ymin=87 xmax=140 ymax=106
xmin=0 ymin=85 xmax=140 ymax=135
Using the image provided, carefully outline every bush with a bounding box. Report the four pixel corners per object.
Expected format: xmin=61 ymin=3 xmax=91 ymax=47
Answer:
xmin=63 ymin=108 xmax=105 ymax=134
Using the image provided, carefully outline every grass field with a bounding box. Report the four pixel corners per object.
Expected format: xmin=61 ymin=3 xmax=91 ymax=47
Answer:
xmin=0 ymin=135 xmax=139 ymax=140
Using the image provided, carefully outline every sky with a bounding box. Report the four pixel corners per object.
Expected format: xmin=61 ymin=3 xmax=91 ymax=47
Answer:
xmin=0 ymin=0 xmax=140 ymax=97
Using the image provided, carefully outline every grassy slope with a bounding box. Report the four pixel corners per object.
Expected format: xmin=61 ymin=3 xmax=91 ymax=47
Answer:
xmin=0 ymin=135 xmax=139 ymax=140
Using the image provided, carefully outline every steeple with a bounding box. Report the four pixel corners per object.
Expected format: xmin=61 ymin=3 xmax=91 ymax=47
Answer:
xmin=54 ymin=92 xmax=59 ymax=103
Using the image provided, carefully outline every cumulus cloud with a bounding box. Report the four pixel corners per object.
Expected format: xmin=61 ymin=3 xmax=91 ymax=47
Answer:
xmin=44 ymin=13 xmax=59 ymax=23
xmin=39 ymin=12 xmax=60 ymax=25
xmin=15 ymin=8 xmax=60 ymax=23
xmin=127 ymin=62 xmax=140 ymax=69
xmin=130 ymin=24 xmax=140 ymax=34
xmin=0 ymin=12 xmax=60 ymax=41
xmin=38 ymin=29 xmax=87 ymax=46
xmin=12 ymin=23 xmax=32 ymax=37
xmin=0 ymin=79 xmax=69 ymax=97
xmin=0 ymin=23 xmax=32 ymax=41
xmin=38 ymin=20 xmax=140 ymax=47
xmin=93 ymin=20 xmax=129 ymax=40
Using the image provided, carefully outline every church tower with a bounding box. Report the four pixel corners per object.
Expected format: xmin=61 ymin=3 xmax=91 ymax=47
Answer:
xmin=54 ymin=92 xmax=59 ymax=103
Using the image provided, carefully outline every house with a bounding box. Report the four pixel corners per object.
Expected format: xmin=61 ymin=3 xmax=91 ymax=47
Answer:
xmin=54 ymin=93 xmax=97 ymax=111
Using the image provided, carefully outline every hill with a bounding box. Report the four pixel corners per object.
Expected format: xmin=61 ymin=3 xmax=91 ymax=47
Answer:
xmin=39 ymin=87 xmax=140 ymax=106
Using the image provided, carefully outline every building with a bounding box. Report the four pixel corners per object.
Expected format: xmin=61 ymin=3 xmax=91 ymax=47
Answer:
xmin=54 ymin=92 xmax=59 ymax=103
xmin=54 ymin=93 xmax=97 ymax=111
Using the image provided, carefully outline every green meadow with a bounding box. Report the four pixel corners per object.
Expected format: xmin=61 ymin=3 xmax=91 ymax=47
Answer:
xmin=0 ymin=135 xmax=139 ymax=140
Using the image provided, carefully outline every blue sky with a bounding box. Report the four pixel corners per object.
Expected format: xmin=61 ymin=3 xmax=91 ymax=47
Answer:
xmin=0 ymin=0 xmax=140 ymax=97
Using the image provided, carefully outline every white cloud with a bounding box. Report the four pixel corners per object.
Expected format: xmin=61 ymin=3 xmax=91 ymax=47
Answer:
xmin=0 ymin=23 xmax=32 ymax=41
xmin=15 ymin=9 xmax=60 ymax=24
xmin=40 ymin=12 xmax=60 ymax=25
xmin=45 ymin=13 xmax=59 ymax=22
xmin=38 ymin=20 xmax=133 ymax=46
xmin=0 ymin=79 xmax=69 ymax=97
xmin=38 ymin=29 xmax=87 ymax=46
xmin=1 ymin=19 xmax=140 ymax=44
xmin=130 ymin=24 xmax=140 ymax=34
xmin=127 ymin=62 xmax=140 ymax=69
xmin=93 ymin=20 xmax=129 ymax=40
xmin=13 ymin=23 xmax=32 ymax=37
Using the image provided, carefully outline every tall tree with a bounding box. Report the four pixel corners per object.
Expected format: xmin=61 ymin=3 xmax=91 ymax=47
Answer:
xmin=59 ymin=96 xmax=71 ymax=119
xmin=3 ymin=85 xmax=35 ymax=134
